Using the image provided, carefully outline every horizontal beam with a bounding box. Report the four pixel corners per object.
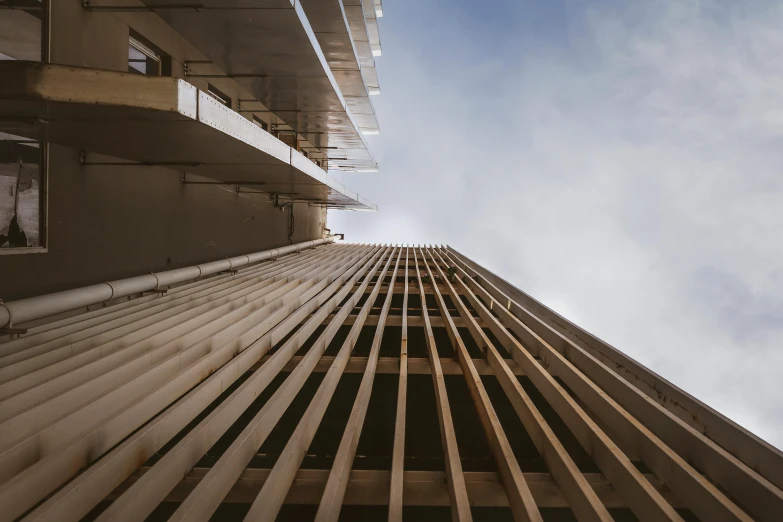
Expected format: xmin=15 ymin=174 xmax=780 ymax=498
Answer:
xmin=108 ymin=468 xmax=683 ymax=509
xmin=318 ymin=314 xmax=483 ymax=328
xmin=361 ymin=283 xmax=466 ymax=295
xmin=252 ymin=356 xmax=526 ymax=376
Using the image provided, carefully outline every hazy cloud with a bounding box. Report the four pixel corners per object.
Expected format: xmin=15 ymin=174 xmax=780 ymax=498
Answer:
xmin=330 ymin=0 xmax=783 ymax=447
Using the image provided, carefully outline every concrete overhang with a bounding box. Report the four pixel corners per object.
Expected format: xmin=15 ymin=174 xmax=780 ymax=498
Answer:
xmin=0 ymin=62 xmax=377 ymax=211
xmin=362 ymin=0 xmax=383 ymax=57
xmin=343 ymin=0 xmax=381 ymax=96
xmin=299 ymin=0 xmax=379 ymax=133
xmin=128 ymin=0 xmax=378 ymax=172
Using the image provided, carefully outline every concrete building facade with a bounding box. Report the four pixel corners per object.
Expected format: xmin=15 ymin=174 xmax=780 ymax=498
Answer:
xmin=0 ymin=0 xmax=378 ymax=300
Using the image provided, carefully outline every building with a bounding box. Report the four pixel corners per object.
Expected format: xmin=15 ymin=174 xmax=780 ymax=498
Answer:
xmin=1 ymin=3 xmax=783 ymax=522
xmin=0 ymin=0 xmax=378 ymax=300
xmin=1 ymin=242 xmax=782 ymax=521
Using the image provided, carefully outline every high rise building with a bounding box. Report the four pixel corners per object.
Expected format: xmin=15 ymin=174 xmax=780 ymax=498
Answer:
xmin=1 ymin=243 xmax=782 ymax=521
xmin=1 ymin=3 xmax=782 ymax=522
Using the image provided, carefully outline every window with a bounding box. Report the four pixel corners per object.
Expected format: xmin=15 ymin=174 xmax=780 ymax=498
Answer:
xmin=128 ymin=36 xmax=162 ymax=75
xmin=0 ymin=135 xmax=46 ymax=252
xmin=277 ymin=132 xmax=297 ymax=149
xmin=0 ymin=2 xmax=47 ymax=253
xmin=207 ymin=83 xmax=232 ymax=107
xmin=0 ymin=0 xmax=43 ymax=62
xmin=253 ymin=115 xmax=269 ymax=132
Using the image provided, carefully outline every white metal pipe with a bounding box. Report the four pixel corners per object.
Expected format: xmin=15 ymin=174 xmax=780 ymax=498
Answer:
xmin=0 ymin=238 xmax=335 ymax=328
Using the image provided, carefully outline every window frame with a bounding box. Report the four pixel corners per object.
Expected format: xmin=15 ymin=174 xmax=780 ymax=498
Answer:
xmin=128 ymin=35 xmax=162 ymax=76
xmin=0 ymin=140 xmax=48 ymax=256
xmin=252 ymin=115 xmax=269 ymax=132
xmin=206 ymin=83 xmax=232 ymax=108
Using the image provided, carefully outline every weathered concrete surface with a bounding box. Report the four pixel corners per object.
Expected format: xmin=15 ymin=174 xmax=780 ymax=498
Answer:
xmin=0 ymin=145 xmax=325 ymax=300
xmin=0 ymin=2 xmax=328 ymax=300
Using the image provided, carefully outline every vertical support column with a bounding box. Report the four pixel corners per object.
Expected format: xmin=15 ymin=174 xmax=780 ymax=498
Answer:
xmin=89 ymin=245 xmax=373 ymax=522
xmin=426 ymin=247 xmax=610 ymax=522
xmin=445 ymin=247 xmax=783 ymax=521
xmin=315 ymin=246 xmax=403 ymax=522
xmin=161 ymin=245 xmax=386 ymax=522
xmin=438 ymin=249 xmax=717 ymax=522
xmin=41 ymin=0 xmax=51 ymax=63
xmin=389 ymin=246 xmax=409 ymax=522
xmin=420 ymin=247 xmax=543 ymax=522
xmin=244 ymin=247 xmax=396 ymax=522
xmin=414 ymin=247 xmax=472 ymax=522
xmin=16 ymin=245 xmax=379 ymax=522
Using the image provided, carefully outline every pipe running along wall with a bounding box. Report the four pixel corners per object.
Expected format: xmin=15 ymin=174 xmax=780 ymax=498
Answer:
xmin=0 ymin=237 xmax=337 ymax=328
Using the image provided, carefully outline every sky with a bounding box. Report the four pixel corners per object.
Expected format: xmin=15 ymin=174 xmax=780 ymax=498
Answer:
xmin=328 ymin=0 xmax=783 ymax=450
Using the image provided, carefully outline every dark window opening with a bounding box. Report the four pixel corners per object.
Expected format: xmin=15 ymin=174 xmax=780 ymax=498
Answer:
xmin=277 ymin=132 xmax=298 ymax=149
xmin=407 ymin=326 xmax=428 ymax=358
xmin=303 ymin=373 xmax=362 ymax=469
xmin=458 ymin=327 xmax=484 ymax=359
xmin=128 ymin=35 xmax=163 ymax=76
xmin=407 ymin=294 xmax=422 ymax=318
xmin=515 ymin=375 xmax=600 ymax=473
xmin=265 ymin=323 xmax=302 ymax=356
xmin=351 ymin=326 xmax=376 ymax=357
xmin=432 ymin=327 xmax=454 ymax=358
xmin=352 ymin=293 xmax=371 ymax=314
xmin=444 ymin=375 xmax=496 ymax=472
xmin=405 ymin=375 xmax=445 ymax=471
xmin=252 ymin=115 xmax=269 ymax=132
xmin=324 ymin=324 xmax=353 ymax=357
xmin=380 ymin=325 xmax=403 ymax=357
xmin=294 ymin=325 xmax=327 ymax=357
xmin=207 ymin=83 xmax=232 ymax=107
xmin=424 ymin=293 xmax=439 ymax=311
xmin=0 ymin=0 xmax=43 ymax=61
xmin=484 ymin=328 xmax=512 ymax=359
xmin=353 ymin=374 xmax=398 ymax=470
xmin=481 ymin=375 xmax=545 ymax=472
xmin=196 ymin=371 xmax=287 ymax=467
xmin=252 ymin=371 xmax=325 ymax=468
xmin=369 ymin=293 xmax=384 ymax=316
xmin=0 ymin=136 xmax=45 ymax=250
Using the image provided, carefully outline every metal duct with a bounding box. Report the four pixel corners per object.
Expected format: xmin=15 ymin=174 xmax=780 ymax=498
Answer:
xmin=0 ymin=237 xmax=336 ymax=328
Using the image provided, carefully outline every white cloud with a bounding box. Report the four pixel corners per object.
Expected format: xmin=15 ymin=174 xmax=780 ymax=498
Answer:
xmin=330 ymin=0 xmax=783 ymax=447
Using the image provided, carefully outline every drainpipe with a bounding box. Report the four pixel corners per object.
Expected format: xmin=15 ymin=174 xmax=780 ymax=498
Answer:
xmin=0 ymin=236 xmax=337 ymax=329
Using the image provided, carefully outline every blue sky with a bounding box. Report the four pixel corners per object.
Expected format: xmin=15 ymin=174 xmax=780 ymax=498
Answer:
xmin=330 ymin=0 xmax=783 ymax=449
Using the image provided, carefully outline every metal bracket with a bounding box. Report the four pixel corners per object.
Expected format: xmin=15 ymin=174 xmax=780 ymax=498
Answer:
xmin=235 ymin=186 xmax=267 ymax=195
xmin=181 ymin=173 xmax=266 ymax=186
xmin=82 ymin=4 xmax=293 ymax=12
xmin=184 ymin=73 xmax=269 ymax=79
xmin=83 ymin=1 xmax=207 ymax=12
xmin=81 ymin=153 xmax=202 ymax=168
xmin=0 ymin=327 xmax=28 ymax=335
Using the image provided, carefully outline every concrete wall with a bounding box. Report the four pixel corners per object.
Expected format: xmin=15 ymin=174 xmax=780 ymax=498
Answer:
xmin=0 ymin=146 xmax=324 ymax=300
xmin=0 ymin=1 xmax=326 ymax=300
